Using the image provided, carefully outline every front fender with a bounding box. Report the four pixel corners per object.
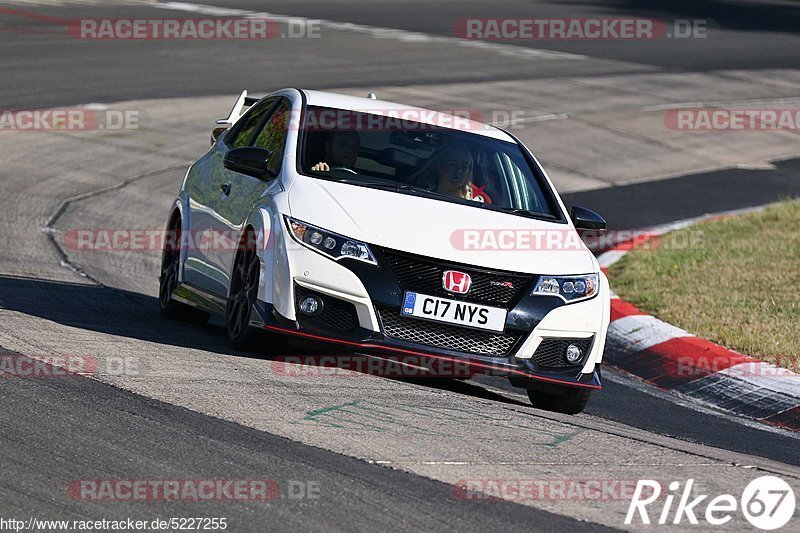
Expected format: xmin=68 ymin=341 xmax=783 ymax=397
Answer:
xmin=243 ymin=184 xmax=290 ymax=306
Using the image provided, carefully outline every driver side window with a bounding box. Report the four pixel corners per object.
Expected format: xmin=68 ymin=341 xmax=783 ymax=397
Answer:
xmin=227 ymin=97 xmax=277 ymax=149
xmin=252 ymin=100 xmax=291 ymax=176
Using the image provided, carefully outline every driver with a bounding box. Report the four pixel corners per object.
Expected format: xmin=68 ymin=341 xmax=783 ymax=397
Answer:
xmin=310 ymin=130 xmax=360 ymax=172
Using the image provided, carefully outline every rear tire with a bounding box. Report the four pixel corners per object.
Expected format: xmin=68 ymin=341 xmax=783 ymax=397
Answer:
xmin=159 ymin=217 xmax=210 ymax=325
xmin=527 ymin=387 xmax=592 ymax=415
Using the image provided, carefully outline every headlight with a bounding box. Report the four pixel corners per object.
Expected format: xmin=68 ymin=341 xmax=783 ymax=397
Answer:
xmin=284 ymin=216 xmax=377 ymax=265
xmin=532 ymin=273 xmax=599 ymax=303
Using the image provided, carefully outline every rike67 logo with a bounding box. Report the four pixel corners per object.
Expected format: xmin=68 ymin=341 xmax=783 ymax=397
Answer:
xmin=626 ymin=476 xmax=796 ymax=530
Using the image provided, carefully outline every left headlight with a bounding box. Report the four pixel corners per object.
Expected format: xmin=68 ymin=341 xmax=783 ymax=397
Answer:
xmin=532 ymin=273 xmax=599 ymax=303
xmin=284 ymin=216 xmax=377 ymax=266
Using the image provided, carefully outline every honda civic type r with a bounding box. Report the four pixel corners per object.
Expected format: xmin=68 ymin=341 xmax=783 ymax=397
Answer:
xmin=159 ymin=88 xmax=610 ymax=414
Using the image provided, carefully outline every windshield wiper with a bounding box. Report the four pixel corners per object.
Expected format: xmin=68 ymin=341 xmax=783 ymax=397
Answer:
xmin=333 ymin=178 xmax=437 ymax=195
xmin=486 ymin=205 xmax=558 ymax=221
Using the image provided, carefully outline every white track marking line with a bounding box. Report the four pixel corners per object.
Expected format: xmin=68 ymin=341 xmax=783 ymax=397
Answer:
xmin=157 ymin=2 xmax=588 ymax=61
xmin=644 ymin=96 xmax=800 ymax=111
xmin=0 ymin=0 xmax=154 ymax=5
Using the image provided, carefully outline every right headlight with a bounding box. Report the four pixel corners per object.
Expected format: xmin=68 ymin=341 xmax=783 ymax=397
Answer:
xmin=284 ymin=216 xmax=377 ymax=266
xmin=532 ymin=273 xmax=599 ymax=303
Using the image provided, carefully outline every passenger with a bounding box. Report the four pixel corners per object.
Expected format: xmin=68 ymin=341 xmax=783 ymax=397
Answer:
xmin=425 ymin=147 xmax=492 ymax=203
xmin=310 ymin=130 xmax=360 ymax=172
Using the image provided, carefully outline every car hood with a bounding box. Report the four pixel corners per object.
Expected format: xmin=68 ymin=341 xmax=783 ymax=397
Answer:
xmin=286 ymin=177 xmax=597 ymax=275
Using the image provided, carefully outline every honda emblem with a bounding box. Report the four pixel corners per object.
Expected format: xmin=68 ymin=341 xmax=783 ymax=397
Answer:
xmin=442 ymin=270 xmax=472 ymax=294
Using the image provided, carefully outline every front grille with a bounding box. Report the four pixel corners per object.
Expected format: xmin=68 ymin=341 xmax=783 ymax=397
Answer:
xmin=532 ymin=337 xmax=593 ymax=368
xmin=378 ymin=307 xmax=521 ymax=357
xmin=296 ymin=286 xmax=359 ymax=333
xmin=380 ymin=249 xmax=532 ymax=306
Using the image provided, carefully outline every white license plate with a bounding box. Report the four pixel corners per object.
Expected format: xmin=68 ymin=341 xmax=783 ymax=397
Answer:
xmin=400 ymin=292 xmax=507 ymax=332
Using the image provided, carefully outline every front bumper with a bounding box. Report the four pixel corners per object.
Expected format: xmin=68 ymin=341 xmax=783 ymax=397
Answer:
xmin=259 ymin=234 xmax=608 ymax=391
xmin=253 ymin=300 xmax=601 ymax=390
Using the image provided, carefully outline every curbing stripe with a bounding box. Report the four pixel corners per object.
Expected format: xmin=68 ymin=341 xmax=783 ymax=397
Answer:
xmin=677 ymin=374 xmax=800 ymax=420
xmin=606 ymin=314 xmax=691 ymax=353
xmin=597 ymin=249 xmax=627 ymax=269
xmin=764 ymin=406 xmax=800 ymax=432
xmin=606 ymin=337 xmax=759 ymax=390
xmin=598 ymin=207 xmax=800 ymax=432
xmin=716 ymin=362 xmax=800 ymax=397
xmin=609 ymin=298 xmax=644 ymax=322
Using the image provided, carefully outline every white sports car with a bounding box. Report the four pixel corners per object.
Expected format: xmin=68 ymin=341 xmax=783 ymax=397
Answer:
xmin=159 ymin=88 xmax=610 ymax=414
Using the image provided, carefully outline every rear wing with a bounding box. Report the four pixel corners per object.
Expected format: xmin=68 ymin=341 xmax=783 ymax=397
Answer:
xmin=215 ymin=90 xmax=260 ymax=127
xmin=211 ymin=90 xmax=260 ymax=144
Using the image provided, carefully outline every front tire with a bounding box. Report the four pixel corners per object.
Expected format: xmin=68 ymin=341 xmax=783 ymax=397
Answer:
xmin=159 ymin=218 xmax=210 ymax=325
xmin=226 ymin=234 xmax=264 ymax=350
xmin=527 ymin=387 xmax=592 ymax=415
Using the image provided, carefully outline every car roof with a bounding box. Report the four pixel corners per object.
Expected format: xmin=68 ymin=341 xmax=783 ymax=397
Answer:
xmin=300 ymin=89 xmax=515 ymax=142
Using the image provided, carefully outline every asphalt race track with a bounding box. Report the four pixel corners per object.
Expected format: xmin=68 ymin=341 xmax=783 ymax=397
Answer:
xmin=1 ymin=1 xmax=799 ymax=531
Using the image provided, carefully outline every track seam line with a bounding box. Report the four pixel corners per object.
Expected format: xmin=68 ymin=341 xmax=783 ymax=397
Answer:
xmin=42 ymin=163 xmax=190 ymax=285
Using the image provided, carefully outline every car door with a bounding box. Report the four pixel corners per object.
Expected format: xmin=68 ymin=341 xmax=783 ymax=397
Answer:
xmin=208 ymin=97 xmax=291 ymax=297
xmin=184 ymin=97 xmax=279 ymax=295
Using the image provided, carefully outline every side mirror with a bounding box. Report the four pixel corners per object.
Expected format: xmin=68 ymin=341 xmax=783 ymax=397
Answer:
xmin=570 ymin=205 xmax=607 ymax=231
xmin=223 ymin=147 xmax=276 ymax=181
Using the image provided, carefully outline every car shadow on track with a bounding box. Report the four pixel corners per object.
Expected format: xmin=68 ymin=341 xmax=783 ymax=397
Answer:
xmin=0 ymin=275 xmax=526 ymax=406
xmin=0 ymin=275 xmax=245 ymax=357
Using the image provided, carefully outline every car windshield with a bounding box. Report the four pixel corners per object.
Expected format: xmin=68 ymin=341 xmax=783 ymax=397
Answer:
xmin=299 ymin=106 xmax=562 ymax=220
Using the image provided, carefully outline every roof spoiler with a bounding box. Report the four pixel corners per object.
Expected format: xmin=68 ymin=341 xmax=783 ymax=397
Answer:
xmin=215 ymin=90 xmax=260 ymax=127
